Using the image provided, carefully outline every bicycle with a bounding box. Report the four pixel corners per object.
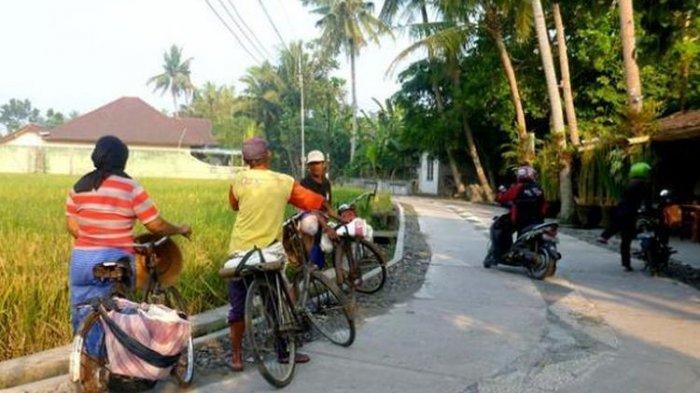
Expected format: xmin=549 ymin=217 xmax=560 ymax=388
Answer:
xmin=219 ymin=213 xmax=355 ymax=388
xmin=331 ymin=190 xmax=387 ymax=295
xmin=70 ymin=259 xmax=135 ymax=392
xmin=133 ymin=235 xmax=194 ymax=386
xmin=69 ymin=236 xmax=194 ymax=392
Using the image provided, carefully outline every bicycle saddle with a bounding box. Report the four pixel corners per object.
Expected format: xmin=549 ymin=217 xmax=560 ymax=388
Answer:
xmin=93 ymin=257 xmax=132 ymax=283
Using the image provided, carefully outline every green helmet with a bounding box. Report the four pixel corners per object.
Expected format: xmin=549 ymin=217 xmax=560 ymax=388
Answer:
xmin=629 ymin=162 xmax=651 ymax=180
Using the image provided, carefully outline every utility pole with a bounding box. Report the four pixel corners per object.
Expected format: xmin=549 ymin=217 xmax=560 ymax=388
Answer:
xmin=299 ymin=42 xmax=306 ymax=173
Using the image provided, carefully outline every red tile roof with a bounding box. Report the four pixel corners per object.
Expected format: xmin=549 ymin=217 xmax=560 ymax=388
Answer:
xmin=0 ymin=123 xmax=46 ymax=144
xmin=44 ymin=97 xmax=216 ymax=147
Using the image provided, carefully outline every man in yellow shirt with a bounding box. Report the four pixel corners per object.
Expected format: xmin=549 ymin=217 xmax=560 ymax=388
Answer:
xmin=227 ymin=137 xmax=325 ymax=372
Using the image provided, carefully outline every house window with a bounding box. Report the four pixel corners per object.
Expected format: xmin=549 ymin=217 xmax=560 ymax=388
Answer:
xmin=427 ymin=157 xmax=434 ymax=181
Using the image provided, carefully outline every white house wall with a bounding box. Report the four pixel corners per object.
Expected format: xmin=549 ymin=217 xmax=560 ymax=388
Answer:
xmin=4 ymin=132 xmax=45 ymax=147
xmin=0 ymin=144 xmax=242 ymax=180
xmin=418 ymin=152 xmax=440 ymax=195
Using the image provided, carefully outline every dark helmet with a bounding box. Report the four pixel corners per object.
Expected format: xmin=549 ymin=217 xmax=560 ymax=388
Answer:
xmin=516 ymin=165 xmax=537 ymax=182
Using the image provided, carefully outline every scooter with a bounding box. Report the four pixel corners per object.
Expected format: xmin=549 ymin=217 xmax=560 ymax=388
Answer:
xmin=483 ymin=213 xmax=562 ymax=280
xmin=635 ymin=189 xmax=678 ymax=276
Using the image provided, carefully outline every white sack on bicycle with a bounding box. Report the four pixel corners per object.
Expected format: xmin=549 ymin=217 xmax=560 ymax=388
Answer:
xmin=223 ymin=242 xmax=286 ymax=270
xmin=335 ymin=218 xmax=373 ymax=241
xmin=299 ymin=214 xmax=320 ymax=236
xmin=101 ymin=298 xmax=190 ymax=380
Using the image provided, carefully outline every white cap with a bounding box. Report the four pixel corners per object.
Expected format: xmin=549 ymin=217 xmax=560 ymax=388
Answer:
xmin=306 ymin=150 xmax=325 ymax=163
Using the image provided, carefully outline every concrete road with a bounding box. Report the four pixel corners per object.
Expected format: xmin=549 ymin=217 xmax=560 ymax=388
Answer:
xmin=165 ymin=197 xmax=700 ymax=393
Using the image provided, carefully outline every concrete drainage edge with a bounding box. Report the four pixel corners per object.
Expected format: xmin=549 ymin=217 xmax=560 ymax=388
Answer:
xmin=1 ymin=200 xmax=406 ymax=390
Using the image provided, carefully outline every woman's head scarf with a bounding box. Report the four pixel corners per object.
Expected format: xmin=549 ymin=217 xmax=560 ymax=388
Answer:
xmin=73 ymin=135 xmax=130 ymax=193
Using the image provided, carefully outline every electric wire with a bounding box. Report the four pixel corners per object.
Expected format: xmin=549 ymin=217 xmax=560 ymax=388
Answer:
xmin=226 ymin=0 xmax=274 ymax=59
xmin=256 ymin=0 xmax=288 ymax=50
xmin=204 ymin=0 xmax=262 ymax=63
xmin=217 ymin=0 xmax=270 ymax=61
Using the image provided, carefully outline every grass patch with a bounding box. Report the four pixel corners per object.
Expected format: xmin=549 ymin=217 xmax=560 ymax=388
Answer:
xmin=0 ymin=173 xmax=383 ymax=360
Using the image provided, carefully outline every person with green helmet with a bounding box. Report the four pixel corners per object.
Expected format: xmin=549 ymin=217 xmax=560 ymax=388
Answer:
xmin=597 ymin=162 xmax=652 ymax=271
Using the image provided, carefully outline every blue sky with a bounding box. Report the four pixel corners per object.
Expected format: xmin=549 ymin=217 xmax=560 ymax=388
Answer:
xmin=0 ymin=0 xmax=416 ymax=120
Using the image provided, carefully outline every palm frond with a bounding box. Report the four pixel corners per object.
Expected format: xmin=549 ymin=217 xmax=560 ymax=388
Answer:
xmin=386 ymin=24 xmax=469 ymax=76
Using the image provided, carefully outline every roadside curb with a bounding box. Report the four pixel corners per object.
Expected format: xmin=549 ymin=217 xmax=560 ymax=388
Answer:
xmin=1 ymin=200 xmax=406 ymax=391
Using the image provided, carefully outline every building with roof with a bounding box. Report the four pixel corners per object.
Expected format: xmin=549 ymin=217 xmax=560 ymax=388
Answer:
xmin=0 ymin=97 xmax=242 ymax=179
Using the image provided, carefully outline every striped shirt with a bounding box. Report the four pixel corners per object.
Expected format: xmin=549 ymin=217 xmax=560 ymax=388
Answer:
xmin=66 ymin=175 xmax=159 ymax=252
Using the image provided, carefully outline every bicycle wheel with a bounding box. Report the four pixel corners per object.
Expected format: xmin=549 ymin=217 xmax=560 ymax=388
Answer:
xmin=304 ymin=271 xmax=356 ymax=347
xmin=70 ymin=310 xmax=109 ymax=393
xmin=350 ymin=239 xmax=387 ymax=294
xmin=171 ymin=334 xmax=195 ymax=387
xmin=245 ymin=279 xmax=297 ymax=388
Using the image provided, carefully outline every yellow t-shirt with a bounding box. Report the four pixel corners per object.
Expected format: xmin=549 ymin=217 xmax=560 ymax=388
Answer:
xmin=228 ymin=169 xmax=295 ymax=253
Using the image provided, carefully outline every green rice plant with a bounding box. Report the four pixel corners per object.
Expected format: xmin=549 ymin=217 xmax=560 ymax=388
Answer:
xmin=0 ymin=173 xmax=374 ymax=360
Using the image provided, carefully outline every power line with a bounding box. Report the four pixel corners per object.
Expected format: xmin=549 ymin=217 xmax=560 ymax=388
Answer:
xmin=257 ymin=0 xmax=288 ymax=50
xmin=204 ymin=0 xmax=261 ymax=63
xmin=226 ymin=0 xmax=273 ymax=60
xmin=217 ymin=0 xmax=270 ymax=61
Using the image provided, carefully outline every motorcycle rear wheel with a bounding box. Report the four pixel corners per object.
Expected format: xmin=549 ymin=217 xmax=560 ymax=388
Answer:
xmin=527 ymin=248 xmax=553 ymax=280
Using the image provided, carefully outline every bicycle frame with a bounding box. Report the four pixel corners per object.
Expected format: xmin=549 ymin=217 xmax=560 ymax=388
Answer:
xmin=134 ymin=236 xmax=170 ymax=299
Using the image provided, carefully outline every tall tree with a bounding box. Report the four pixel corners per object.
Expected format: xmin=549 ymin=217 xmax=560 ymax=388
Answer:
xmin=380 ymin=0 xmax=468 ymax=195
xmin=185 ymin=82 xmax=254 ymax=148
xmin=386 ymin=1 xmax=496 ymax=200
xmin=618 ymin=0 xmax=643 ymax=115
xmin=0 ymin=98 xmax=42 ymax=133
xmin=43 ymin=109 xmax=66 ymax=128
xmin=148 ymin=45 xmax=195 ymax=117
xmin=306 ymin=0 xmax=392 ymax=160
xmin=552 ymin=2 xmax=580 ymax=146
xmin=531 ymin=0 xmax=573 ymax=221
xmin=481 ymin=1 xmax=531 ymax=151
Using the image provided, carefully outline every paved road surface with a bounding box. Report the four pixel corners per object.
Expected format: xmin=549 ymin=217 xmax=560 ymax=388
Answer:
xmin=160 ymin=197 xmax=700 ymax=392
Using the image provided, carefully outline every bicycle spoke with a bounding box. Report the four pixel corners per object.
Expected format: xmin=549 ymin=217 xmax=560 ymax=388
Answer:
xmin=303 ymin=273 xmax=355 ymax=347
xmin=245 ymin=280 xmax=296 ymax=387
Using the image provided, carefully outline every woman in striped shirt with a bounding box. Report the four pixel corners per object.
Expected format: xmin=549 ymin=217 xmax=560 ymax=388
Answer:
xmin=66 ymin=135 xmax=191 ymax=357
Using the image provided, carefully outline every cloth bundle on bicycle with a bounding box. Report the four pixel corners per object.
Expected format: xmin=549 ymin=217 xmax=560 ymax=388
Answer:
xmin=335 ymin=218 xmax=373 ymax=240
xmin=100 ymin=298 xmax=190 ymax=380
xmin=321 ymin=218 xmax=374 ymax=252
xmin=222 ymin=242 xmax=286 ymax=270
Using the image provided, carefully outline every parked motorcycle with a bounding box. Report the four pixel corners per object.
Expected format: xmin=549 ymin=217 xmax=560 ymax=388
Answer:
xmin=634 ymin=189 xmax=679 ymax=276
xmin=483 ymin=214 xmax=562 ymax=280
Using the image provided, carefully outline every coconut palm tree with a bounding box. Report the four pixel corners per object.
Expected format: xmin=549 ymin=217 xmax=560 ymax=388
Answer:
xmin=306 ymin=0 xmax=392 ymax=161
xmin=480 ymin=1 xmax=532 ymax=151
xmin=148 ymin=45 xmax=195 ymax=117
xmin=385 ymin=2 xmax=496 ymax=201
xmin=618 ymin=0 xmax=643 ymax=114
xmin=531 ymin=0 xmax=573 ymax=222
xmin=380 ymin=0 xmax=469 ymax=195
xmin=385 ymin=0 xmax=533 ymax=160
xmin=552 ymin=2 xmax=580 ymax=146
xmin=240 ymin=62 xmax=286 ymax=133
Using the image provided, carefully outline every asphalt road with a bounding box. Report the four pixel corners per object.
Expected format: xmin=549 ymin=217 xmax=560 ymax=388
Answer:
xmin=161 ymin=197 xmax=699 ymax=392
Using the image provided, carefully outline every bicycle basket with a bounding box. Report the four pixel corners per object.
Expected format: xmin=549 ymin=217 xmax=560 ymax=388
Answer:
xmin=100 ymin=298 xmax=190 ymax=380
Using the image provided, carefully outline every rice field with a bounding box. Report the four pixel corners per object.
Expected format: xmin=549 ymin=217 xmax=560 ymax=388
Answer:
xmin=0 ymin=173 xmax=390 ymax=361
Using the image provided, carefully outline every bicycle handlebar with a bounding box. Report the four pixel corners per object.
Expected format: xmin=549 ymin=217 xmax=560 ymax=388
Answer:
xmin=132 ymin=236 xmax=169 ymax=249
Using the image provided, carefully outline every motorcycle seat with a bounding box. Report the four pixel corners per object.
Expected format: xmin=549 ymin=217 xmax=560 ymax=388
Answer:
xmin=521 ymin=222 xmax=558 ymax=234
